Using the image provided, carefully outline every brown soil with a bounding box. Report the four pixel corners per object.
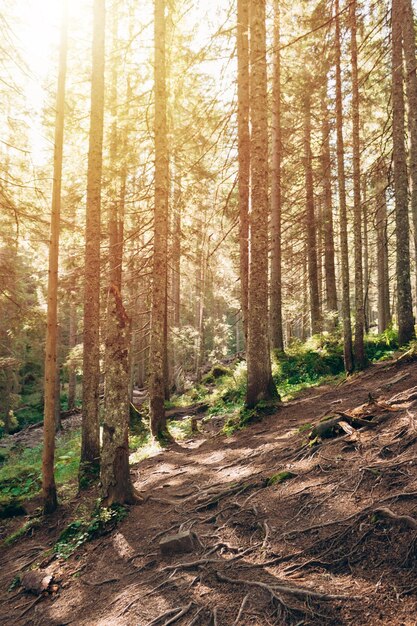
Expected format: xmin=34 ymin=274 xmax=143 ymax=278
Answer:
xmin=1 ymin=358 xmax=417 ymax=625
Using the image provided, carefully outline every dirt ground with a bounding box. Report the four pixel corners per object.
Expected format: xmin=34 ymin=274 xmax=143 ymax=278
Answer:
xmin=1 ymin=358 xmax=417 ymax=625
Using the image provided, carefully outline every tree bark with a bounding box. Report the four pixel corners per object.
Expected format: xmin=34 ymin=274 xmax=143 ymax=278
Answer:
xmin=101 ymin=285 xmax=135 ymax=505
xmin=150 ymin=0 xmax=169 ymax=439
xmin=303 ymin=90 xmax=321 ymax=335
xmin=401 ymin=0 xmax=417 ymax=323
xmin=270 ymin=0 xmax=284 ymax=352
xmin=320 ymin=91 xmax=338 ymax=324
xmin=335 ymin=0 xmax=354 ymax=373
xmin=375 ymin=161 xmax=391 ymax=332
xmin=237 ymin=0 xmax=250 ymax=344
xmin=42 ymin=1 xmax=68 ymax=513
xmin=350 ymin=0 xmax=366 ymax=368
xmin=80 ymin=0 xmax=105 ymax=485
xmin=392 ymin=0 xmax=415 ymax=345
xmin=246 ymin=0 xmax=278 ymax=408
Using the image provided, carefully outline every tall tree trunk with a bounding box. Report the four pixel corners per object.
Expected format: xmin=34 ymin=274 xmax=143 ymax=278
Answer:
xmin=320 ymin=91 xmax=338 ymax=324
xmin=246 ymin=0 xmax=278 ymax=408
xmin=42 ymin=1 xmax=68 ymax=513
xmin=270 ymin=0 xmax=284 ymax=352
xmin=350 ymin=0 xmax=366 ymax=368
xmin=101 ymin=286 xmax=136 ymax=504
xmin=172 ymin=175 xmax=181 ymax=329
xmin=80 ymin=0 xmax=105 ymax=486
xmin=237 ymin=0 xmax=250 ymax=344
xmin=392 ymin=0 xmax=415 ymax=345
xmin=67 ymin=293 xmax=77 ymax=410
xmin=362 ymin=176 xmax=371 ymax=333
xmin=150 ymin=0 xmax=169 ymax=439
xmin=335 ymin=0 xmax=354 ymax=372
xmin=303 ymin=91 xmax=321 ymax=335
xmin=375 ymin=161 xmax=391 ymax=332
xmin=100 ymin=2 xmax=135 ymax=505
xmin=402 ymin=0 xmax=417 ymax=323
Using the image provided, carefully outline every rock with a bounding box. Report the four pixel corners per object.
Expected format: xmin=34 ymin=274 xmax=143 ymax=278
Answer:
xmin=159 ymin=530 xmax=197 ymax=556
xmin=21 ymin=570 xmax=53 ymax=595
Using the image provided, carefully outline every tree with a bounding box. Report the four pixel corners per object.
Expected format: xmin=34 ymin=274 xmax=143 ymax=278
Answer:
xmin=149 ymin=0 xmax=170 ymax=439
xmin=350 ymin=0 xmax=366 ymax=368
xmin=270 ymin=0 xmax=284 ymax=352
xmin=237 ymin=0 xmax=250 ymax=344
xmin=391 ymin=0 xmax=415 ymax=345
xmin=401 ymin=0 xmax=417 ymax=321
xmin=80 ymin=0 xmax=106 ymax=484
xmin=303 ymin=87 xmax=321 ymax=335
xmin=246 ymin=0 xmax=278 ymax=408
xmin=334 ymin=0 xmax=354 ymax=373
xmin=42 ymin=1 xmax=68 ymax=514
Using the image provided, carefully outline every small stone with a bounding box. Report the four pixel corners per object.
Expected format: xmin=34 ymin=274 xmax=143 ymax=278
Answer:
xmin=159 ymin=530 xmax=196 ymax=556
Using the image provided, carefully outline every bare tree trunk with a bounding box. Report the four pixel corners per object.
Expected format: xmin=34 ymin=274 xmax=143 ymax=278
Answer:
xmin=350 ymin=0 xmax=366 ymax=368
xmin=402 ymin=0 xmax=417 ymax=323
xmin=270 ymin=0 xmax=284 ymax=352
xmin=375 ymin=161 xmax=391 ymax=332
xmin=335 ymin=0 xmax=354 ymax=373
xmin=42 ymin=1 xmax=68 ymax=513
xmin=67 ymin=294 xmax=77 ymax=410
xmin=80 ymin=0 xmax=105 ymax=486
xmin=362 ymin=177 xmax=371 ymax=333
xmin=246 ymin=0 xmax=278 ymax=408
xmin=101 ymin=286 xmax=136 ymax=505
xmin=320 ymin=91 xmax=338 ymax=324
xmin=392 ymin=0 xmax=415 ymax=345
xmin=237 ymin=0 xmax=250 ymax=344
xmin=150 ymin=0 xmax=169 ymax=439
xmin=303 ymin=91 xmax=321 ymax=335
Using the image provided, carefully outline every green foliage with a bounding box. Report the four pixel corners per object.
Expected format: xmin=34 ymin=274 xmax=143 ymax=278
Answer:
xmin=54 ymin=504 xmax=128 ymax=559
xmin=364 ymin=326 xmax=398 ymax=362
xmin=298 ymin=422 xmax=313 ymax=433
xmin=0 ymin=430 xmax=81 ymax=514
xmin=267 ymin=471 xmax=296 ymax=486
xmin=202 ymin=364 xmax=232 ymax=385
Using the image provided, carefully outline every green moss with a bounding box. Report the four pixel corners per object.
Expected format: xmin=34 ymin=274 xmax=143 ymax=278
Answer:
xmin=3 ymin=517 xmax=41 ymax=545
xmin=298 ymin=422 xmax=313 ymax=433
xmin=267 ymin=471 xmax=296 ymax=486
xmin=54 ymin=504 xmax=128 ymax=559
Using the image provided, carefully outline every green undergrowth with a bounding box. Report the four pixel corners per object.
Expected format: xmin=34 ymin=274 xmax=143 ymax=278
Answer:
xmin=0 ymin=429 xmax=81 ymax=520
xmin=54 ymin=503 xmax=128 ymax=559
xmin=172 ymin=329 xmax=401 ymax=436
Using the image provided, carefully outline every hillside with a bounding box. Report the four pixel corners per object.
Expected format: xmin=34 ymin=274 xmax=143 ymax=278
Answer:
xmin=1 ymin=357 xmax=417 ymax=625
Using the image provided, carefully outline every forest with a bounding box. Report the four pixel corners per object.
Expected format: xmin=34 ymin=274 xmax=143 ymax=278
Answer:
xmin=1 ymin=0 xmax=417 ymax=624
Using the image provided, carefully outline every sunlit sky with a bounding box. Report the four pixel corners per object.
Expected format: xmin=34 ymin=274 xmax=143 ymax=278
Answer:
xmin=12 ymin=0 xmax=233 ymax=165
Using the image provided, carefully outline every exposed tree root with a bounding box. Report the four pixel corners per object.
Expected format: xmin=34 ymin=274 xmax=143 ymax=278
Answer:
xmin=216 ymin=571 xmax=358 ymax=601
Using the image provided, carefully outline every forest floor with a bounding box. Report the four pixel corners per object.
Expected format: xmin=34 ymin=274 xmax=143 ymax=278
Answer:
xmin=1 ymin=357 xmax=417 ymax=625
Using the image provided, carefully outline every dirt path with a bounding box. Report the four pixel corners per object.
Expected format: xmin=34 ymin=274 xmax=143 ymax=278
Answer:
xmin=1 ymin=359 xmax=417 ymax=625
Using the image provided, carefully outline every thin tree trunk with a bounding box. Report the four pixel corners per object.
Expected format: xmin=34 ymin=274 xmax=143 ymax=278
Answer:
xmin=150 ymin=0 xmax=169 ymax=439
xmin=392 ymin=0 xmax=415 ymax=345
xmin=402 ymin=0 xmax=417 ymax=323
xmin=362 ymin=177 xmax=371 ymax=333
xmin=335 ymin=0 xmax=354 ymax=373
xmin=42 ymin=1 xmax=68 ymax=513
xmin=350 ymin=0 xmax=366 ymax=368
xmin=320 ymin=92 xmax=338 ymax=324
xmin=237 ymin=0 xmax=250 ymax=344
xmin=270 ymin=0 xmax=284 ymax=352
xmin=80 ymin=0 xmax=105 ymax=486
xmin=246 ymin=0 xmax=278 ymax=408
xmin=303 ymin=91 xmax=321 ymax=335
xmin=67 ymin=294 xmax=77 ymax=410
xmin=375 ymin=161 xmax=391 ymax=332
